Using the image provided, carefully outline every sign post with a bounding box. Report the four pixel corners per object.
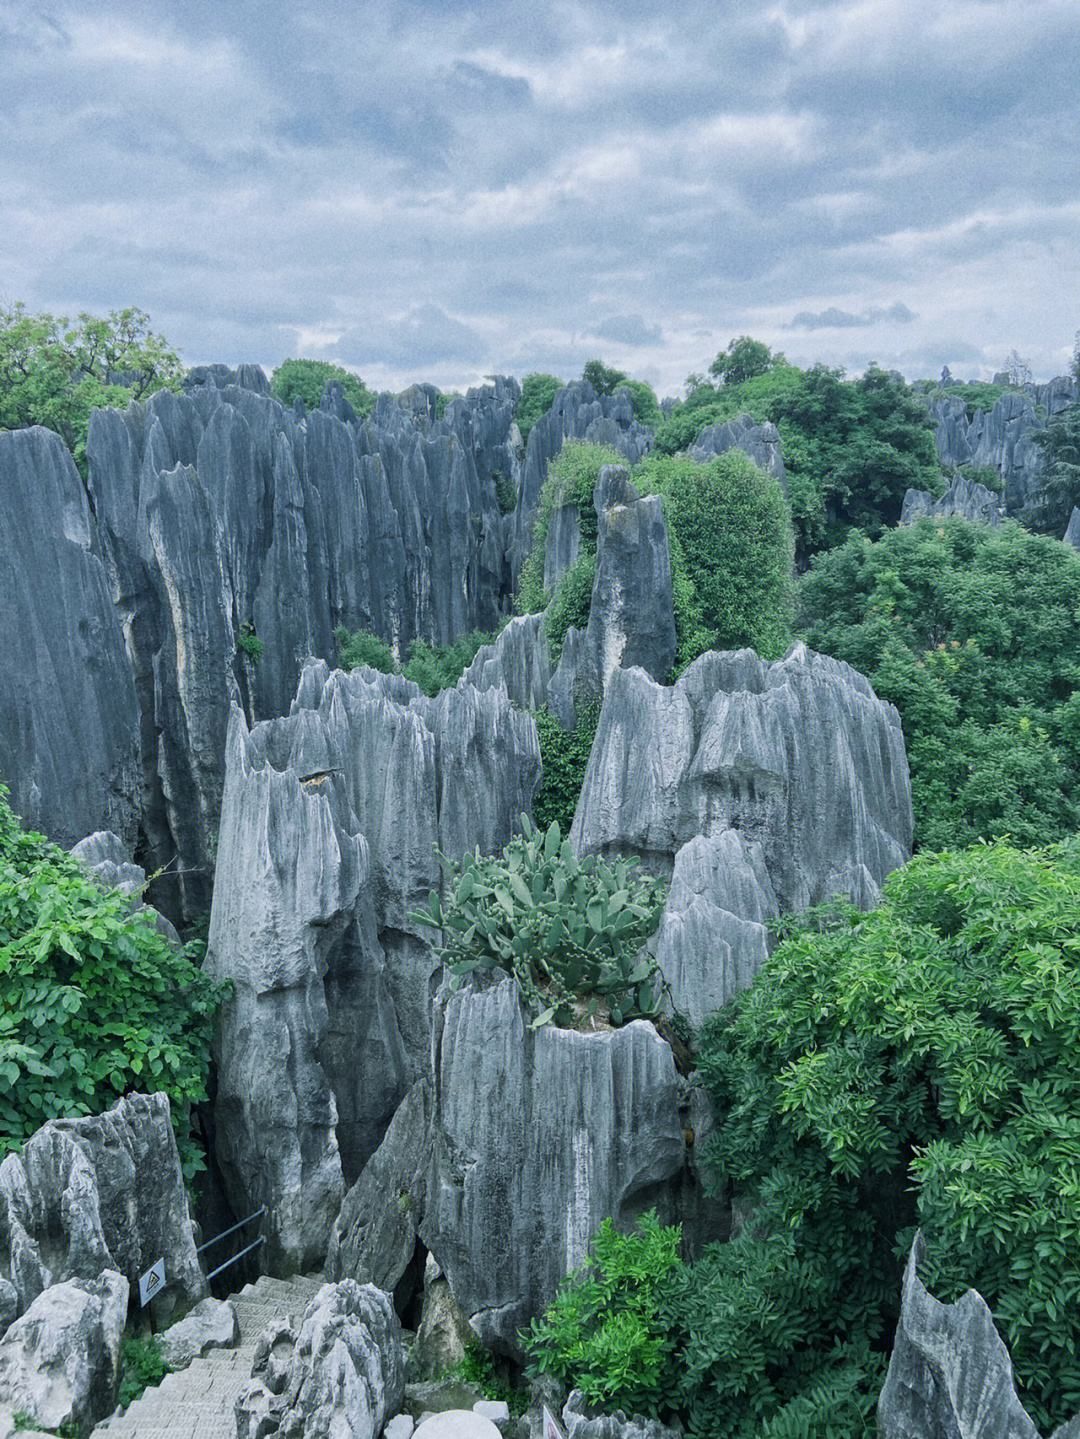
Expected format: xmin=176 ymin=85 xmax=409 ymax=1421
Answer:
xmin=542 ymin=1405 xmax=565 ymax=1439
xmin=138 ymin=1257 xmax=167 ymax=1330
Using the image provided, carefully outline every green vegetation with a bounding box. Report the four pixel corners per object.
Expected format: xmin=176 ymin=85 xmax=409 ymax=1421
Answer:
xmin=953 ymin=462 xmax=1003 ymax=493
xmin=334 ymin=624 xmax=496 ymax=696
xmin=454 ymin=1342 xmax=529 ymax=1416
xmin=530 ymin=840 xmax=1080 ymax=1434
xmin=1031 ymin=399 xmax=1080 ymax=534
xmin=516 ymin=373 xmax=563 ymax=444
xmin=580 ymin=360 xmax=661 ymax=426
xmin=931 ymin=379 xmax=1012 ymax=417
xmin=708 ymin=335 xmax=783 ymax=386
xmin=270 ymin=358 xmax=374 ymax=418
xmin=236 ymin=624 xmax=264 ymax=664
xmin=493 ymin=469 xmax=518 ymax=514
xmin=435 ymin=389 xmax=462 ymax=420
xmin=516 ymin=441 xmax=622 ymax=617
xmin=0 ymin=787 xmax=226 ymax=1178
xmin=0 ymin=303 xmax=184 ymax=474
xmin=800 ymin=519 xmax=1080 ymax=849
xmin=655 ymin=351 xmax=942 ymax=559
xmin=532 ymin=703 xmax=600 ymax=834
xmin=117 ymin=1334 xmax=170 ymax=1409
xmin=412 ymin=814 xmax=667 ymax=1030
xmin=635 ymin=452 xmax=794 ymax=667
xmin=543 ymin=552 xmax=596 ymax=658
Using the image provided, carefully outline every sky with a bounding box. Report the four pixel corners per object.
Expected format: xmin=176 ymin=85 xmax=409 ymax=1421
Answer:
xmin=2 ymin=0 xmax=1079 ymax=397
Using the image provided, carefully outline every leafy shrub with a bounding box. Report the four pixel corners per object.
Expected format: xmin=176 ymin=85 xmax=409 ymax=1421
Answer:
xmin=0 ymin=787 xmax=226 ymax=1177
xmin=516 ymin=441 xmax=622 ymax=615
xmin=270 ymin=358 xmax=374 ymax=418
xmin=117 ymin=1334 xmax=170 ymax=1408
xmin=236 ymin=625 xmax=264 ymax=663
xmin=525 ymin=1213 xmax=683 ymax=1414
xmin=544 ymin=552 xmax=596 ymax=658
xmin=493 ymin=469 xmax=518 ymax=514
xmin=455 ymin=1342 xmax=529 ymax=1416
xmin=403 ymin=632 xmax=495 ymax=696
xmin=800 ymin=518 xmax=1080 ymax=849
xmin=412 ymin=814 xmax=667 ymax=1029
xmin=516 ymin=373 xmax=563 ymax=444
xmin=335 ymin=626 xmax=396 ymax=674
xmin=933 ymin=379 xmax=1012 ymax=416
xmin=635 ymin=452 xmax=795 ymax=665
xmin=956 ymin=462 xmax=1003 ymax=492
xmin=616 ymin=378 xmax=662 ymax=428
xmin=533 ymin=704 xmax=600 ymax=834
xmin=1031 ymin=398 xmax=1080 ymax=534
xmin=435 ymin=390 xmax=462 ymax=420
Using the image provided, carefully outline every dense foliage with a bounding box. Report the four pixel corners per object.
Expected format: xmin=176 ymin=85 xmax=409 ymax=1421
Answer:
xmin=516 ymin=373 xmax=563 ymax=443
xmin=1031 ymin=399 xmax=1080 ymax=534
xmin=334 ymin=625 xmax=496 ymax=696
xmin=270 ymin=357 xmax=374 ymax=418
xmin=117 ymin=1335 xmax=170 ymax=1408
xmin=654 ymin=354 xmax=942 ymax=559
xmin=635 ymin=452 xmax=794 ymax=666
xmin=578 ymin=361 xmax=661 ymax=426
xmin=516 ymin=441 xmax=621 ymax=616
xmin=800 ymin=519 xmax=1080 ymax=849
xmin=530 ymin=840 xmax=1080 ymax=1435
xmin=0 ymin=303 xmax=183 ymax=473
xmin=412 ymin=814 xmax=667 ymax=1030
xmin=532 ymin=704 xmax=600 ymax=834
xmin=708 ymin=335 xmax=782 ymax=386
xmin=0 ymin=788 xmax=225 ymax=1177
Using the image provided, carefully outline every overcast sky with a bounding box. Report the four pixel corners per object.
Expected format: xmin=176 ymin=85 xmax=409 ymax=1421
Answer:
xmin=3 ymin=0 xmax=1079 ymax=396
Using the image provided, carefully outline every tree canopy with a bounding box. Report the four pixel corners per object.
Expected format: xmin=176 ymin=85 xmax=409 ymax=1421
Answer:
xmin=270 ymin=357 xmax=374 ymax=418
xmin=0 ymin=303 xmax=184 ymax=472
xmin=516 ymin=373 xmax=563 ymax=443
xmin=708 ymin=335 xmax=783 ymax=386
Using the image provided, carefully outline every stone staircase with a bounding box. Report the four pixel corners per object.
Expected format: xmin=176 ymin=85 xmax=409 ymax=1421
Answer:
xmin=94 ymin=1273 xmax=326 ymax=1439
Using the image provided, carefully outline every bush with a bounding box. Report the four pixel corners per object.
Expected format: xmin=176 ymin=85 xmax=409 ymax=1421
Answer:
xmin=236 ymin=625 xmax=264 ymax=663
xmin=516 ymin=373 xmax=563 ymax=444
xmin=800 ymin=518 xmax=1080 ymax=849
xmin=533 ymin=704 xmax=600 ymax=834
xmin=544 ymin=552 xmax=596 ymax=658
xmin=335 ymin=627 xmax=396 ymax=674
xmin=616 ymin=378 xmax=662 ymax=428
xmin=403 ymin=632 xmax=495 ymax=696
xmin=117 ymin=1334 xmax=170 ymax=1408
xmin=635 ymin=452 xmax=795 ymax=665
xmin=412 ymin=814 xmax=667 ymax=1030
xmin=270 ymin=358 xmax=374 ymax=418
xmin=516 ymin=441 xmax=622 ymax=615
xmin=0 ymin=787 xmax=226 ymax=1178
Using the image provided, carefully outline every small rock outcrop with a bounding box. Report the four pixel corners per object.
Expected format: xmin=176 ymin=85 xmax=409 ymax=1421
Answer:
xmin=0 ymin=1093 xmax=205 ymax=1325
xmin=563 ymin=1389 xmax=682 ymax=1439
xmin=234 ymin=1281 xmax=404 ymax=1439
xmin=0 ymin=1271 xmax=127 ymax=1434
xmin=689 ymin=413 xmax=786 ymax=489
xmin=458 ymin=614 xmax=553 ymax=712
xmin=1064 ymin=508 xmax=1080 ymax=549
xmin=157 ymin=1296 xmax=239 ymax=1370
xmin=878 ymin=1235 xmax=1047 ymax=1439
xmin=0 ymin=427 xmax=141 ymax=850
xmin=901 ymin=474 xmax=1004 ymax=526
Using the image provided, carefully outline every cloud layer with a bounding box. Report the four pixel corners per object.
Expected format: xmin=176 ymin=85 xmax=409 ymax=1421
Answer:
xmin=2 ymin=0 xmax=1078 ymax=393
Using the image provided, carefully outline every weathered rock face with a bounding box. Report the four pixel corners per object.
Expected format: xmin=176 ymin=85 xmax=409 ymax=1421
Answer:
xmin=71 ymin=830 xmax=181 ymax=942
xmin=689 ymin=413 xmax=787 ymax=489
xmin=158 ymin=1296 xmax=239 ymax=1370
xmin=901 ymin=474 xmax=1004 ymax=526
xmin=1064 ymin=508 xmax=1080 ymax=549
xmin=234 ymin=1281 xmax=404 ymax=1439
xmin=573 ymin=645 xmax=912 ymax=911
xmin=0 ymin=427 xmax=141 ymax=850
xmin=929 ymin=377 xmax=1079 ymax=515
xmin=457 ymin=615 xmax=553 ymax=715
xmin=0 ymin=1270 xmax=127 ymax=1434
xmin=331 ymin=978 xmax=717 ymax=1357
xmin=549 ymin=467 xmax=676 ymax=727
xmin=0 ymin=1093 xmax=205 ymax=1326
xmin=878 ymin=1235 xmax=1046 ymax=1439
xmin=207 ymin=666 xmax=540 ymax=1271
xmin=562 ymin=1390 xmax=681 ymax=1439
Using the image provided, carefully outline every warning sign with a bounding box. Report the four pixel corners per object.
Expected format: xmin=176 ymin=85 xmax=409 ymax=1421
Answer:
xmin=138 ymin=1257 xmax=166 ymax=1308
xmin=543 ymin=1405 xmax=565 ymax=1439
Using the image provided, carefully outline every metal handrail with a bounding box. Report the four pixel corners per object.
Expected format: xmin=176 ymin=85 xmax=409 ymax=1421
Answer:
xmin=197 ymin=1205 xmax=268 ymax=1285
xmin=196 ymin=1205 xmax=267 ymax=1256
xmin=206 ymin=1234 xmax=265 ymax=1283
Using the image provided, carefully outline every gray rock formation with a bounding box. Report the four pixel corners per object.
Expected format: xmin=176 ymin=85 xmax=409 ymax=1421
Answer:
xmin=901 ymin=474 xmax=1004 ymax=526
xmin=572 ymin=645 xmax=912 ymax=917
xmin=878 ymin=1235 xmax=1042 ymax=1439
xmin=549 ymin=467 xmax=676 ymax=727
xmin=689 ymin=413 xmax=787 ymax=490
xmin=458 ymin=615 xmax=553 ymax=712
xmin=0 ymin=1271 xmax=127 ymax=1434
xmin=71 ymin=830 xmax=181 ymax=943
xmin=207 ymin=666 xmax=540 ymax=1271
xmin=0 ymin=1093 xmax=205 ymax=1326
xmin=544 ymin=503 xmax=582 ymax=591
xmin=0 ymin=427 xmax=140 ymax=850
xmin=563 ymin=1390 xmax=681 ymax=1439
xmin=234 ymin=1281 xmax=404 ymax=1439
xmin=414 ymin=1414 xmax=501 ymax=1439
xmin=929 ymin=376 xmax=1079 ymax=515
xmin=408 ymin=1257 xmax=474 ymax=1381
xmin=654 ymin=831 xmax=778 ymax=1027
xmin=331 ymin=978 xmax=717 ymax=1356
xmin=1064 ymin=508 xmax=1080 ymax=549
xmin=158 ymin=1296 xmax=239 ymax=1370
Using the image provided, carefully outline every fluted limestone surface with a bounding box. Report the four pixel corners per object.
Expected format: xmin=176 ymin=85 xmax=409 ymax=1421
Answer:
xmin=0 ymin=1093 xmax=205 ymax=1329
xmin=689 ymin=413 xmax=787 ymax=489
xmin=0 ymin=428 xmax=140 ymax=851
xmin=901 ymin=474 xmax=1004 ymax=526
xmin=457 ymin=614 xmax=553 ymax=712
xmin=929 ymin=376 xmax=1079 ymax=514
xmin=206 ymin=666 xmax=540 ymax=1271
xmin=330 ymin=978 xmax=714 ymax=1356
xmin=1064 ymin=508 xmax=1080 ymax=549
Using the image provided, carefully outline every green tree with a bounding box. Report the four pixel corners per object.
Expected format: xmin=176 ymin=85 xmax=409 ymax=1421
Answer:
xmin=635 ymin=452 xmax=795 ymax=665
xmin=616 ymin=377 xmax=662 ymax=428
xmin=270 ymin=358 xmax=374 ymax=418
xmin=516 ymin=441 xmax=623 ymax=615
xmin=800 ymin=518 xmax=1080 ymax=849
xmin=582 ymin=359 xmax=628 ymax=396
xmin=708 ymin=336 xmax=782 ymax=386
xmin=0 ymin=303 xmax=184 ymax=473
xmin=516 ymin=373 xmax=563 ymax=444
xmin=0 ymin=787 xmax=226 ymax=1178
xmin=1030 ymin=401 xmax=1080 ymax=535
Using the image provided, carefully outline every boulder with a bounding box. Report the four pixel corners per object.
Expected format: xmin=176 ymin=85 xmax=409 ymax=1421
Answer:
xmin=0 ymin=1270 xmax=127 ymax=1434
xmin=562 ymin=1390 xmax=681 ymax=1439
xmin=409 ymin=1272 xmax=475 ymax=1381
xmin=157 ymin=1296 xmax=239 ymax=1369
xmin=0 ymin=1092 xmax=205 ymax=1324
xmin=878 ymin=1235 xmax=1042 ymax=1438
xmin=0 ymin=427 xmax=141 ymax=850
xmin=235 ymin=1281 xmax=405 ymax=1439
xmin=689 ymin=413 xmax=786 ymax=489
xmin=901 ymin=474 xmax=1004 ymax=526
xmin=70 ymin=830 xmax=181 ymax=943
xmin=414 ymin=1414 xmax=501 ymax=1439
